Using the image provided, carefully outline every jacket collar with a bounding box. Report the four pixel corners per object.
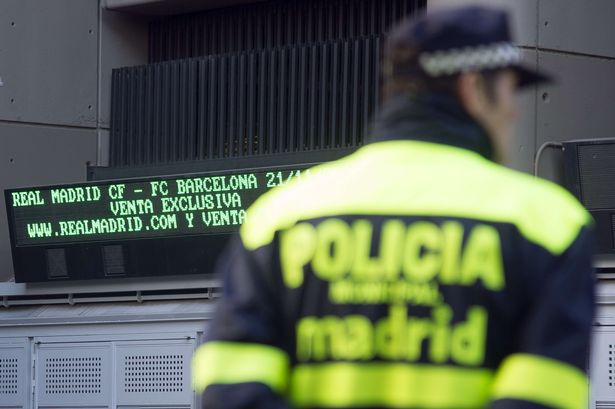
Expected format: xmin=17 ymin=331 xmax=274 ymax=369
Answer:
xmin=369 ymin=92 xmax=495 ymax=160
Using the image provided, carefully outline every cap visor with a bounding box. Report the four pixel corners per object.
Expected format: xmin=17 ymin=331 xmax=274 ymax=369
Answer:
xmin=513 ymin=64 xmax=552 ymax=88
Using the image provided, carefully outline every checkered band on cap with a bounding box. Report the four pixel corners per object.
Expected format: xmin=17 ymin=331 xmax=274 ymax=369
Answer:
xmin=418 ymin=42 xmax=522 ymax=76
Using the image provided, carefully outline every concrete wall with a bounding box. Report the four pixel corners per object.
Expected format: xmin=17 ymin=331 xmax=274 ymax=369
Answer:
xmin=0 ymin=1 xmax=149 ymax=281
xmin=429 ymin=0 xmax=615 ymax=181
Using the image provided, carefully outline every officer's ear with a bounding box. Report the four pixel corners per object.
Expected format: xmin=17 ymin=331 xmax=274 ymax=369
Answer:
xmin=456 ymin=72 xmax=489 ymax=119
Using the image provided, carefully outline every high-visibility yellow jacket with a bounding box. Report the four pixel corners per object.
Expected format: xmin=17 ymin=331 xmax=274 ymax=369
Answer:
xmin=193 ymin=94 xmax=595 ymax=409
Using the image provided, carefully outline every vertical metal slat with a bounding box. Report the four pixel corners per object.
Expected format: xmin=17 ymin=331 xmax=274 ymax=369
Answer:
xmin=277 ymin=47 xmax=288 ymax=152
xmin=350 ymin=39 xmax=360 ymax=147
xmin=318 ymin=41 xmax=329 ymax=149
xmin=288 ymin=46 xmax=298 ymax=152
xmin=297 ymin=45 xmax=308 ymax=151
xmin=109 ymin=69 xmax=120 ymax=165
xmin=218 ymin=56 xmax=228 ymax=158
xmin=207 ymin=57 xmax=217 ymax=159
xmin=340 ymin=40 xmax=350 ymax=148
xmin=308 ymin=44 xmax=318 ymax=150
xmin=247 ymin=52 xmax=257 ymax=156
xmin=330 ymin=41 xmax=340 ymax=148
xmin=237 ymin=53 xmax=247 ymax=156
xmin=257 ymin=50 xmax=267 ymax=155
xmin=196 ymin=57 xmax=208 ymax=160
xmin=361 ymin=38 xmax=371 ymax=144
xmin=228 ymin=55 xmax=237 ymax=157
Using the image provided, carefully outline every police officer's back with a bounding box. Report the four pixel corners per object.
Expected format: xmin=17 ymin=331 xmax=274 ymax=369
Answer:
xmin=194 ymin=6 xmax=595 ymax=409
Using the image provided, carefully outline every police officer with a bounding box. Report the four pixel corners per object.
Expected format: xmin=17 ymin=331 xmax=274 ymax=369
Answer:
xmin=193 ymin=5 xmax=595 ymax=409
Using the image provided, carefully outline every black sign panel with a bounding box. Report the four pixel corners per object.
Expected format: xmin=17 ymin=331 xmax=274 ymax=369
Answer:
xmin=6 ymin=166 xmax=313 ymax=248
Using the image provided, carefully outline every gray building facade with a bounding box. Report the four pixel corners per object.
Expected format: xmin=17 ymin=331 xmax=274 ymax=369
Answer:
xmin=1 ymin=1 xmax=614 ymax=408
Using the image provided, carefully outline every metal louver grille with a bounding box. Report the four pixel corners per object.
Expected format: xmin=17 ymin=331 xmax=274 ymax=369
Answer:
xmin=111 ymin=59 xmax=199 ymax=165
xmin=149 ymin=0 xmax=425 ymax=62
xmin=577 ymin=143 xmax=615 ymax=209
xmin=110 ymin=0 xmax=425 ymax=167
xmin=110 ymin=36 xmax=381 ymax=166
xmin=197 ymin=37 xmax=380 ymax=158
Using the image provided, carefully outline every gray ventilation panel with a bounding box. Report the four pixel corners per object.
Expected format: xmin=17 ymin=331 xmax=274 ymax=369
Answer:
xmin=36 ymin=343 xmax=112 ymax=408
xmin=0 ymin=340 xmax=28 ymax=409
xmin=116 ymin=341 xmax=194 ymax=407
xmin=591 ymin=329 xmax=615 ymax=407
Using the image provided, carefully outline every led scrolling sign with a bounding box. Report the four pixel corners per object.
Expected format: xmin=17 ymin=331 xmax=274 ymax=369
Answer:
xmin=5 ymin=166 xmax=314 ymax=247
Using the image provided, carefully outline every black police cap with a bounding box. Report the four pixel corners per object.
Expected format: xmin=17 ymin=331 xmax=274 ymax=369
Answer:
xmin=389 ymin=5 xmax=551 ymax=87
